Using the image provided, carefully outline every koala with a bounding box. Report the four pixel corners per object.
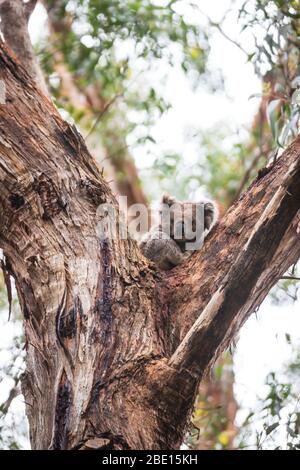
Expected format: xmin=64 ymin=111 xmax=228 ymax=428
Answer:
xmin=140 ymin=193 xmax=218 ymax=271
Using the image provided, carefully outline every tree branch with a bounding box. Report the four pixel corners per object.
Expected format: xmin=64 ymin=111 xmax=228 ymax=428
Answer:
xmin=195 ymin=5 xmax=249 ymax=57
xmin=0 ymin=0 xmax=48 ymax=95
xmin=281 ymin=276 xmax=300 ymax=281
xmin=167 ymin=136 xmax=300 ymax=379
xmin=0 ymin=380 xmax=21 ymax=415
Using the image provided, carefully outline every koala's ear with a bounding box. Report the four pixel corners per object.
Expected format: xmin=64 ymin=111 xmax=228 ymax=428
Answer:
xmin=161 ymin=193 xmax=177 ymax=206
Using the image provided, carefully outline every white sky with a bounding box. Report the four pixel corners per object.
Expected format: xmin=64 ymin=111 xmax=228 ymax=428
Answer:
xmin=0 ymin=0 xmax=299 ymax=450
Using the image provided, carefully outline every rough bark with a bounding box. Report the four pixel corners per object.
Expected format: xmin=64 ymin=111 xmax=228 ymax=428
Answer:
xmin=1 ymin=42 xmax=300 ymax=450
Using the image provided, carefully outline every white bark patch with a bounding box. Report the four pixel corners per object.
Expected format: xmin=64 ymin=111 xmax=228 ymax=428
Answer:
xmin=169 ymin=288 xmax=225 ymax=369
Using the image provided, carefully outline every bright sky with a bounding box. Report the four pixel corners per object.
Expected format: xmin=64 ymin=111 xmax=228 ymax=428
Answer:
xmin=0 ymin=0 xmax=299 ymax=450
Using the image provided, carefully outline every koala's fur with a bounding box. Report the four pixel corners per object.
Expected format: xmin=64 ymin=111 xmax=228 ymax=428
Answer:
xmin=140 ymin=193 xmax=218 ymax=270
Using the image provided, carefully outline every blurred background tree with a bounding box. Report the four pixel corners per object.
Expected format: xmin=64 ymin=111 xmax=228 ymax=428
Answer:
xmin=0 ymin=0 xmax=299 ymax=449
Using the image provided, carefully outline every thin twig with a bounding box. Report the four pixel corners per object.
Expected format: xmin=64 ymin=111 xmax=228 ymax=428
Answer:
xmin=85 ymin=92 xmax=124 ymax=140
xmin=195 ymin=5 xmax=249 ymax=57
xmin=280 ymin=276 xmax=300 ymax=281
xmin=85 ymin=70 xmax=144 ymax=140
xmin=0 ymin=378 xmax=21 ymax=416
xmin=231 ymin=151 xmax=263 ymax=204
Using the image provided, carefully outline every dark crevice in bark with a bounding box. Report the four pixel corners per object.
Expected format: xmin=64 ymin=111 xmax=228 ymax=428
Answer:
xmin=51 ymin=371 xmax=72 ymax=450
xmin=98 ymin=238 xmax=113 ymax=326
xmin=57 ymin=296 xmax=83 ymax=340
xmin=9 ymin=192 xmax=25 ymax=209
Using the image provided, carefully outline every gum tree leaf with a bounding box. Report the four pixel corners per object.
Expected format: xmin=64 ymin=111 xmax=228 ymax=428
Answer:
xmin=265 ymin=422 xmax=279 ymax=435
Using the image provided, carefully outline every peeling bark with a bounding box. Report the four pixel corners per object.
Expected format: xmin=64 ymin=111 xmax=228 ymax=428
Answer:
xmin=1 ymin=42 xmax=300 ymax=450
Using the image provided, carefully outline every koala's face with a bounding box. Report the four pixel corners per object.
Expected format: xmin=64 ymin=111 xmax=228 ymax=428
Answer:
xmin=170 ymin=202 xmax=201 ymax=243
xmin=160 ymin=195 xmax=205 ymax=247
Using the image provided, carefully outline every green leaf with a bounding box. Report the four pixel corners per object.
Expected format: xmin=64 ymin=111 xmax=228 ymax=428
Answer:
xmin=267 ymin=99 xmax=281 ymax=141
xmin=287 ymin=426 xmax=298 ymax=438
xmin=265 ymin=422 xmax=279 ymax=435
xmin=214 ymin=364 xmax=223 ymax=380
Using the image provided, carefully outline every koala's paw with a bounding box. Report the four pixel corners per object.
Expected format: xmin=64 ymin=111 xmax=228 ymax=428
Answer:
xmin=204 ymin=202 xmax=218 ymax=232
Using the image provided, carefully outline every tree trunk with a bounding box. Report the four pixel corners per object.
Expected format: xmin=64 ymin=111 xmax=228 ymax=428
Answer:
xmin=1 ymin=41 xmax=300 ymax=450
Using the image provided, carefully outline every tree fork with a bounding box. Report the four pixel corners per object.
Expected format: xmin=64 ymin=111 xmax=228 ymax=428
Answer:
xmin=1 ymin=42 xmax=300 ymax=450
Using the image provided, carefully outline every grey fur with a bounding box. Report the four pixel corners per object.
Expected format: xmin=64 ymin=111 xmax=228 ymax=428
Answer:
xmin=140 ymin=193 xmax=218 ymax=270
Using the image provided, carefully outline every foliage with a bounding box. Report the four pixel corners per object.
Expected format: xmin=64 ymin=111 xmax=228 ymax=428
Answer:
xmin=237 ymin=338 xmax=300 ymax=450
xmin=140 ymin=126 xmax=267 ymax=210
xmin=188 ymin=352 xmax=236 ymax=450
xmin=138 ymin=1 xmax=300 ymax=211
xmin=238 ymin=0 xmax=300 ymax=150
xmin=0 ymin=272 xmax=27 ymax=450
xmin=0 ymin=273 xmax=7 ymax=311
xmin=46 ymin=0 xmax=210 ymax=81
xmin=270 ymin=267 xmax=300 ymax=305
xmin=40 ymin=0 xmax=217 ymax=159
